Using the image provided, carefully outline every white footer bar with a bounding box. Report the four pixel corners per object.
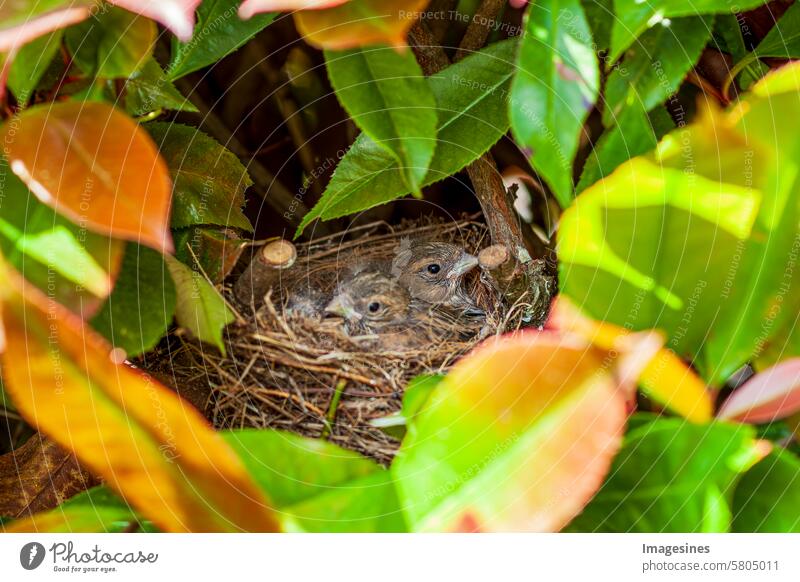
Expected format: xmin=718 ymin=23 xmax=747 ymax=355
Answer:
xmin=1 ymin=534 xmax=798 ymax=581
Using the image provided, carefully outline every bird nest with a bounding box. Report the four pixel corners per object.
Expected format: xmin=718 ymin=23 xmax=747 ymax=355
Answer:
xmin=154 ymin=215 xmax=536 ymax=464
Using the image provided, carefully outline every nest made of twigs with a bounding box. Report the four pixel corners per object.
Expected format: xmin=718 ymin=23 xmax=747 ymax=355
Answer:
xmin=154 ymin=215 xmax=534 ymax=464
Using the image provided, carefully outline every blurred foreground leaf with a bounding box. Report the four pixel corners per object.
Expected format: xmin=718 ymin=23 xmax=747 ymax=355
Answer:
xmin=0 ymin=273 xmax=277 ymax=532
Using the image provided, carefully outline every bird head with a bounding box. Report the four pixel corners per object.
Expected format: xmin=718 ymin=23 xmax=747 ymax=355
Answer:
xmin=326 ymin=271 xmax=410 ymax=329
xmin=391 ymin=241 xmax=478 ymax=305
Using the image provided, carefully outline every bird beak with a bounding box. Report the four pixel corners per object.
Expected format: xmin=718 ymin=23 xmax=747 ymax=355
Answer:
xmin=325 ymin=296 xmax=362 ymax=321
xmin=448 ymin=253 xmax=479 ymax=279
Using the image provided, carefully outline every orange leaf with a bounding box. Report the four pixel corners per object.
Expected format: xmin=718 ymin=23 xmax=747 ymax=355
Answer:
xmin=239 ymin=0 xmax=349 ymax=19
xmin=294 ymin=0 xmax=427 ymax=50
xmin=0 ymin=273 xmax=278 ymax=532
xmin=394 ymin=332 xmax=627 ymax=532
xmin=2 ymin=102 xmax=173 ymax=253
xmin=109 ymin=0 xmax=201 ymax=41
xmin=548 ymin=298 xmax=713 ymax=423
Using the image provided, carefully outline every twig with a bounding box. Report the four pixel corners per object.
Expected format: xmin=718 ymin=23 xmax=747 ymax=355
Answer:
xmin=454 ymin=0 xmax=507 ymax=62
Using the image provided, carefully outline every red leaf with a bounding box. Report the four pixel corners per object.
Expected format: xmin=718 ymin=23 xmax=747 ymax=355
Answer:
xmin=2 ymin=102 xmax=173 ymax=254
xmin=718 ymin=358 xmax=800 ymax=423
xmin=239 ymin=0 xmax=349 ymax=19
xmin=109 ymin=0 xmax=201 ymax=41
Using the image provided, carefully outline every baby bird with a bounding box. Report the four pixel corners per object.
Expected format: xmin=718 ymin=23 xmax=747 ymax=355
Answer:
xmin=325 ymin=269 xmax=410 ymax=334
xmin=391 ymin=239 xmax=482 ymax=314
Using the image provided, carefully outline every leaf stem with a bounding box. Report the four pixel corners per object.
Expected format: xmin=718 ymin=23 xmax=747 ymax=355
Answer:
xmin=722 ymin=53 xmax=758 ymax=102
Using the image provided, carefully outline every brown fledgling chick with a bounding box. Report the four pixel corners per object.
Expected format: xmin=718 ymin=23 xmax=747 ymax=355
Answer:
xmin=325 ymin=270 xmax=410 ymax=334
xmin=391 ymin=239 xmax=481 ymax=312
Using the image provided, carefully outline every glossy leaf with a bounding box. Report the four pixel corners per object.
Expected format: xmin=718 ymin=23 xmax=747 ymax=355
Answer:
xmin=603 ymin=16 xmax=711 ymax=127
xmin=239 ymin=0 xmax=348 ymax=19
xmin=294 ymin=0 xmax=428 ymax=50
xmin=7 ymin=30 xmax=63 ymax=105
xmin=609 ymin=0 xmax=765 ymax=63
xmin=732 ymin=450 xmax=800 ymax=532
xmin=174 ymin=226 xmax=246 ymax=284
xmin=168 ymin=0 xmax=276 ymax=80
xmin=718 ymin=359 xmax=800 ymax=424
xmin=577 ymin=106 xmax=671 ymax=193
xmin=0 ymin=0 xmax=93 ymax=54
xmin=109 ymin=0 xmax=200 ymax=41
xmin=510 ymin=0 xmax=599 ymax=207
xmin=325 ymin=46 xmax=437 ymax=194
xmin=165 ymin=255 xmax=235 ymax=353
xmin=703 ymin=67 xmax=800 ymax=383
xmin=0 ymin=166 xmax=124 ymax=316
xmin=124 ymin=58 xmax=198 ymax=116
xmin=5 ymin=486 xmax=152 ymax=533
xmin=91 ymin=245 xmax=177 ymax=358
xmin=2 ymin=101 xmax=173 ymax=253
xmin=712 ymin=14 xmax=768 ymax=91
xmin=549 ymin=298 xmax=713 ymax=423
xmin=298 ymin=39 xmax=516 ymax=234
xmin=65 ymin=6 xmax=156 ymax=78
xmin=753 ymin=1 xmax=800 ymax=58
xmin=0 ymin=276 xmax=278 ymax=532
xmin=145 ymin=122 xmax=253 ymax=230
xmin=0 ymin=436 xmax=96 ymax=520
xmin=559 ymin=69 xmax=800 ymax=384
xmin=567 ymin=417 xmax=760 ymax=532
xmin=393 ymin=332 xmax=629 ymax=532
xmin=224 ymin=430 xmax=406 ymax=532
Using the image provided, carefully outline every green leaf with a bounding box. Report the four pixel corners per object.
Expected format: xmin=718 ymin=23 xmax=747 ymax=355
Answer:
xmin=733 ymin=450 xmax=800 ymax=532
xmin=567 ymin=418 xmax=759 ymax=532
xmin=582 ymin=0 xmax=613 ymax=54
xmin=577 ymin=105 xmax=671 ymax=193
xmin=703 ymin=78 xmax=800 ymax=383
xmin=7 ymin=30 xmax=63 ymax=105
xmin=5 ymin=486 xmax=154 ymax=533
xmin=173 ymin=226 xmax=246 ymax=284
xmin=560 ymin=73 xmax=800 ymax=383
xmin=510 ymin=0 xmax=599 ymax=208
xmin=393 ymin=333 xmax=628 ymax=532
xmin=91 ymin=244 xmax=177 ymax=358
xmin=754 ymin=1 xmax=800 ymax=57
xmin=603 ymin=16 xmax=712 ymax=127
xmin=0 ymin=165 xmax=124 ymax=315
xmin=609 ymin=0 xmax=765 ymax=64
xmin=297 ymin=38 xmax=516 ymax=235
xmin=124 ymin=58 xmax=199 ymax=117
xmin=325 ymin=45 xmax=437 ymax=194
xmin=145 ymin=122 xmax=253 ymax=231
xmin=167 ymin=0 xmax=276 ymax=80
xmin=64 ymin=6 xmax=155 ymax=78
xmin=223 ymin=430 xmax=406 ymax=532
xmin=165 ymin=255 xmax=235 ymax=354
xmin=713 ymin=14 xmax=769 ymax=91
xmin=370 ymin=374 xmax=443 ymax=438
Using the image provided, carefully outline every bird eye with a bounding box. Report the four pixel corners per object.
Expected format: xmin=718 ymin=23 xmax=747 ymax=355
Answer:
xmin=426 ymin=263 xmax=441 ymax=274
xmin=368 ymin=301 xmax=381 ymax=313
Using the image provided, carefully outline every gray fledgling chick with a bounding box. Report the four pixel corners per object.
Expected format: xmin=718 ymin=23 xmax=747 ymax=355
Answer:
xmin=325 ymin=270 xmax=410 ymax=333
xmin=391 ymin=239 xmax=481 ymax=312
